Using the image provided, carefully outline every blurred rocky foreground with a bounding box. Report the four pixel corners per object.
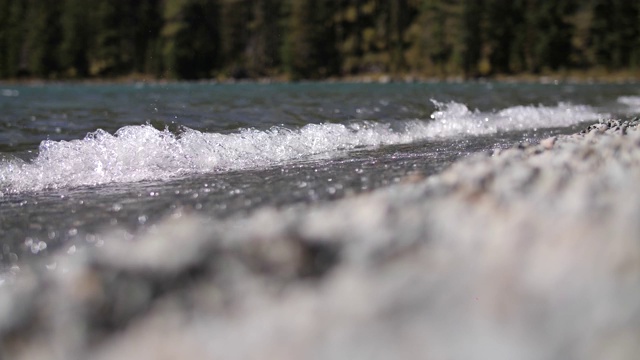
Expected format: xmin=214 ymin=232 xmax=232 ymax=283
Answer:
xmin=2 ymin=119 xmax=640 ymax=360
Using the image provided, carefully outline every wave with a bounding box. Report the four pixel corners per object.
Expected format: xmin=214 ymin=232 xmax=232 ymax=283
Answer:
xmin=0 ymin=101 xmax=604 ymax=193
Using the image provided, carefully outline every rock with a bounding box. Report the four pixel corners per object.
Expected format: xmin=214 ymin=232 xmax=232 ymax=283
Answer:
xmin=540 ymin=136 xmax=556 ymax=149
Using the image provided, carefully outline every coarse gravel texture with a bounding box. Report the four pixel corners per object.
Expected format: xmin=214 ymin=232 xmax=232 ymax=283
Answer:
xmin=1 ymin=119 xmax=640 ymax=360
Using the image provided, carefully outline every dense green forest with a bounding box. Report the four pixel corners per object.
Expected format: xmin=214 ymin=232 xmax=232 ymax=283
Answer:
xmin=0 ymin=0 xmax=639 ymax=80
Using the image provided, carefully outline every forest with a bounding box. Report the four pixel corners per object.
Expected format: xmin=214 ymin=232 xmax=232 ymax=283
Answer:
xmin=0 ymin=0 xmax=639 ymax=81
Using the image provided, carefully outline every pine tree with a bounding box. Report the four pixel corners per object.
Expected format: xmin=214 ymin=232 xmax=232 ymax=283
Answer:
xmin=131 ymin=0 xmax=163 ymax=74
xmin=531 ymin=0 xmax=575 ymax=72
xmin=591 ymin=0 xmax=640 ymax=69
xmin=161 ymin=0 xmax=219 ymax=79
xmin=93 ymin=0 xmax=127 ymax=75
xmin=6 ymin=0 xmax=27 ymax=77
xmin=422 ymin=0 xmax=455 ymax=75
xmin=334 ymin=0 xmax=364 ymax=74
xmin=283 ymin=0 xmax=338 ymax=79
xmin=245 ymin=0 xmax=284 ymax=77
xmin=386 ymin=0 xmax=415 ymax=74
xmin=404 ymin=0 xmax=431 ymax=74
xmin=484 ymin=0 xmax=522 ymax=74
xmin=460 ymin=0 xmax=483 ymax=77
xmin=218 ymin=0 xmax=252 ymax=77
xmin=59 ymin=0 xmax=91 ymax=77
xmin=25 ymin=0 xmax=62 ymax=77
xmin=0 ymin=0 xmax=10 ymax=78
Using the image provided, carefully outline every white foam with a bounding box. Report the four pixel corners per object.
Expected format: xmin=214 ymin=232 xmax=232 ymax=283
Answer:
xmin=428 ymin=101 xmax=602 ymax=136
xmin=618 ymin=96 xmax=640 ymax=113
xmin=1 ymin=89 xmax=19 ymax=97
xmin=0 ymin=101 xmax=604 ymax=192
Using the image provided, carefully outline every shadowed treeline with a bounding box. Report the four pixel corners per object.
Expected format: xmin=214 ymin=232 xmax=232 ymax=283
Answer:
xmin=0 ymin=0 xmax=638 ymax=80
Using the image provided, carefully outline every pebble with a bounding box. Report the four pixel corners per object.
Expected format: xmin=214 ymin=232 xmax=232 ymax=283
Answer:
xmin=540 ymin=136 xmax=556 ymax=149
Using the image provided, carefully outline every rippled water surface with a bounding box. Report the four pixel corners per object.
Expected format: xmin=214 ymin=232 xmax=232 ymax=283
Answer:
xmin=1 ymin=81 xmax=639 ymax=272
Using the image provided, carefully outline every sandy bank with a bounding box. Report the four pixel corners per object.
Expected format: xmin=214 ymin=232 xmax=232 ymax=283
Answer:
xmin=1 ymin=119 xmax=640 ymax=359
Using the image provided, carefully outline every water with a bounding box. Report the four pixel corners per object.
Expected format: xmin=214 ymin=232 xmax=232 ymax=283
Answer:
xmin=1 ymin=81 xmax=639 ymax=275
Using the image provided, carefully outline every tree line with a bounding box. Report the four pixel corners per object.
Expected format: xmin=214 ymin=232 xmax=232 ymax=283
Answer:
xmin=0 ymin=0 xmax=638 ymax=81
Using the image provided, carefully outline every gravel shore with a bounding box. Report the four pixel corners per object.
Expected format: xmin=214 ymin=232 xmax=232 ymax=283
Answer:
xmin=2 ymin=119 xmax=640 ymax=360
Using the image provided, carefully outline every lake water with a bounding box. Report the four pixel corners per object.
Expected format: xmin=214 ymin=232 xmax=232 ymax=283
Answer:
xmin=1 ymin=81 xmax=639 ymax=276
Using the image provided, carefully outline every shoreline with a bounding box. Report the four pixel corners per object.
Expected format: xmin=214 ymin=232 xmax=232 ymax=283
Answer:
xmin=2 ymin=70 xmax=640 ymax=87
xmin=1 ymin=118 xmax=640 ymax=359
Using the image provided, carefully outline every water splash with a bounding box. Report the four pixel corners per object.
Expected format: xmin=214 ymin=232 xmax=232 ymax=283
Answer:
xmin=0 ymin=101 xmax=604 ymax=193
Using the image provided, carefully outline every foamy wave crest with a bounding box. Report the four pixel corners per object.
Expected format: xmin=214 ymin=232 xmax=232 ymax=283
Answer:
xmin=0 ymin=102 xmax=603 ymax=192
xmin=429 ymin=100 xmax=602 ymax=136
xmin=618 ymin=96 xmax=640 ymax=113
